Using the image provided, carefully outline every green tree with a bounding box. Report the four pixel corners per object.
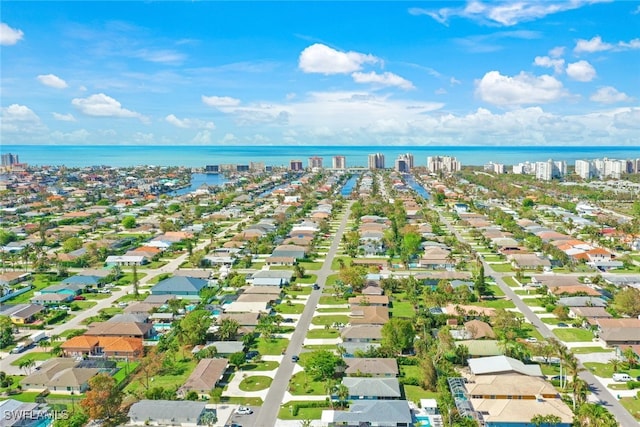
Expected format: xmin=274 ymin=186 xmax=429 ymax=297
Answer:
xmin=132 ymin=264 xmax=139 ymax=297
xmin=575 ymin=403 xmax=617 ymax=426
xmin=18 ymin=358 xmax=35 ymax=375
xmin=613 ymin=287 xmax=640 ymax=317
xmin=0 ymin=316 xmax=14 ymax=348
xmin=304 ymin=350 xmax=343 ymax=381
xmin=217 ymin=318 xmax=240 ymax=341
xmin=121 ymin=216 xmax=136 ymax=229
xmin=80 ymin=373 xmax=123 ymax=422
xmin=229 ymin=352 xmax=246 ymax=369
xmin=0 ymin=371 xmax=14 ymax=388
xmin=530 ymin=414 xmax=561 ymax=426
xmin=381 ymin=318 xmax=415 ymax=355
xmin=178 ymin=309 xmax=212 ymax=346
xmin=62 ymin=237 xmax=83 ymax=253
xmin=338 ymin=265 xmax=366 ymax=293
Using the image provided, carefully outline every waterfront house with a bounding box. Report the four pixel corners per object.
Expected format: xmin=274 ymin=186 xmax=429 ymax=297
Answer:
xmin=341 ymin=377 xmax=402 ymax=400
xmin=151 ymin=276 xmax=209 ymax=298
xmin=177 ymin=358 xmax=229 ymax=399
xmin=321 ymin=400 xmax=413 ymax=427
xmin=344 ymin=358 xmax=399 ymax=377
xmin=127 ymin=400 xmax=215 ymax=426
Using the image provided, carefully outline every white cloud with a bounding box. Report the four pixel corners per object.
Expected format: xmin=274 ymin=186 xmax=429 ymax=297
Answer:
xmin=133 ymin=49 xmax=186 ymax=64
xmin=590 ymin=86 xmax=632 ymax=104
xmin=475 ymin=71 xmax=567 ymax=106
xmin=574 ymin=35 xmax=640 ymax=53
xmin=298 ymin=43 xmax=379 ymax=74
xmin=566 ymin=60 xmax=596 ymax=82
xmin=574 ymin=36 xmax=613 ymax=53
xmin=0 ymin=22 xmax=24 ymax=45
xmin=202 ymin=95 xmax=241 ymax=108
xmin=533 ymin=56 xmax=565 ymax=74
xmin=52 ymin=112 xmax=76 ymax=122
xmin=71 ymin=93 xmax=144 ymax=120
xmin=549 ymin=46 xmax=565 ymax=58
xmin=221 ymin=133 xmax=238 ymax=144
xmin=51 ymin=129 xmax=90 ymax=141
xmin=37 ymin=74 xmax=68 ymax=89
xmin=450 ymin=77 xmax=461 ymax=85
xmin=191 ymin=130 xmax=212 ymax=144
xmin=351 ymin=71 xmax=415 ymax=90
xmin=165 ymin=114 xmax=214 ymax=129
xmin=409 ymin=1 xmax=602 ymax=26
xmin=1 ymin=104 xmax=46 ymax=133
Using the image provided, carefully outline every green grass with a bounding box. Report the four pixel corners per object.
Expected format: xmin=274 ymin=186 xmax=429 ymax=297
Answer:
xmin=125 ymin=358 xmax=196 ymax=394
xmin=483 ymin=255 xmax=504 ymax=262
xmin=71 ymin=300 xmax=98 ymax=310
xmin=552 ymin=328 xmax=595 ymax=342
xmin=288 ymin=371 xmax=326 ymax=395
xmin=298 ymin=261 xmax=323 ymax=271
xmin=277 ymin=401 xmax=331 ymax=420
xmin=488 ymin=284 xmax=505 ymax=296
xmin=243 ymin=360 xmax=279 ymax=371
xmin=238 ymin=375 xmax=273 ymax=391
xmin=541 ymin=318 xmax=564 ymax=325
xmin=302 ymin=344 xmax=338 ymax=351
xmin=306 ymin=328 xmax=340 ymax=339
xmin=502 ymin=276 xmax=521 ymax=287
xmin=113 ymin=361 xmax=140 ymax=384
xmin=583 ymin=363 xmax=640 ymax=379
xmin=59 ymin=328 xmax=87 ymax=338
xmin=256 ymin=338 xmax=289 ymax=355
xmin=319 ymin=295 xmax=349 ymax=305
xmin=6 ymin=392 xmax=41 ymax=402
xmin=293 ymin=274 xmax=317 ymax=285
xmin=10 ymin=351 xmax=54 ymax=366
xmin=331 ymin=257 xmax=350 ymax=270
xmin=490 ymin=263 xmax=513 ymax=273
xmin=274 ymin=303 xmax=305 ymax=314
xmin=404 ymin=386 xmax=438 ymax=405
xmin=316 ymin=307 xmax=350 ymax=313
xmin=220 ymin=396 xmax=264 ymax=406
xmin=284 ymin=286 xmax=312 ymax=296
xmin=311 ymin=315 xmax=349 ymax=326
xmin=475 ymin=298 xmax=516 ymax=309
xmin=389 ymin=301 xmax=416 ymax=318
xmin=620 ymin=397 xmax=640 ymax=421
xmin=571 ymin=346 xmax=613 ymax=354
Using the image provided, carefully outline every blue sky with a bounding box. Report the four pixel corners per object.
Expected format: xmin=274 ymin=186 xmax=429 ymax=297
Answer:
xmin=1 ymin=1 xmax=639 ymax=146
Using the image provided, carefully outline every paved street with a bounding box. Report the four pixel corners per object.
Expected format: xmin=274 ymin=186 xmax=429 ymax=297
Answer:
xmin=438 ymin=210 xmax=639 ymax=427
xmin=257 ymin=202 xmax=352 ymax=427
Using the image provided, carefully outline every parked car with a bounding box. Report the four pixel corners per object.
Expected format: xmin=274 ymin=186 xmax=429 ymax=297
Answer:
xmin=613 ymin=373 xmax=632 ymax=382
xmin=556 ymin=322 xmax=569 ymax=327
xmin=74 ymin=295 xmax=86 ymax=300
xmin=282 ymin=318 xmax=295 ymax=323
xmin=524 ymin=337 xmax=538 ymax=343
xmin=236 ymin=407 xmax=253 ymax=415
xmin=312 ymin=283 xmax=320 ymax=290
xmin=291 ymin=355 xmax=299 ymax=362
xmin=245 ymin=351 xmax=259 ymax=361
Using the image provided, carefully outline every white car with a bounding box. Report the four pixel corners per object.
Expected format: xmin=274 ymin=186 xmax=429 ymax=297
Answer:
xmin=524 ymin=337 xmax=538 ymax=343
xmin=236 ymin=407 xmax=253 ymax=415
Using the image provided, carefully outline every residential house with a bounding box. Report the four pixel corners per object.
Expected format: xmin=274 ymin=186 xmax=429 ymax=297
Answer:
xmin=468 ymin=355 xmax=543 ymax=377
xmin=0 ymin=399 xmax=50 ymax=427
xmin=348 ymin=295 xmax=389 ymax=307
xmin=2 ymin=303 xmax=44 ymax=324
xmin=349 ymin=306 xmax=389 ymax=325
xmin=341 ymin=377 xmax=402 ymax=400
xmin=31 ymin=293 xmax=73 ymax=305
xmin=0 ymin=271 xmax=30 ymax=286
xmin=40 ymin=283 xmax=85 ymax=296
xmin=596 ymin=318 xmax=640 ymax=346
xmin=177 ymin=358 xmax=229 ymax=399
xmin=85 ymin=321 xmax=154 ymax=338
xmin=419 ymin=247 xmax=454 ymax=270
xmin=557 ymin=296 xmax=607 ymax=307
xmin=61 ymin=336 xmax=144 ymax=359
xmin=570 ymin=306 xmax=612 ymax=320
xmin=198 ymin=341 xmax=244 ymax=356
xmin=105 ymin=255 xmax=148 ymax=266
xmin=463 ymin=320 xmax=496 ymax=339
xmin=20 ymin=358 xmax=100 ymax=394
xmin=151 ymin=276 xmax=209 ymax=298
xmin=321 ymin=400 xmax=413 ymax=427
xmin=344 ymin=358 xmax=399 ymax=377
xmin=127 ymin=400 xmax=215 ymax=426
xmin=509 ymin=253 xmax=551 ymax=270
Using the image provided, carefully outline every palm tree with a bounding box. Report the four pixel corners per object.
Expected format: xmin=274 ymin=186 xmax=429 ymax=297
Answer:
xmin=335 ymin=383 xmax=349 ymax=408
xmin=564 ymin=353 xmax=584 ymax=410
xmin=622 ymin=347 xmax=638 ymax=369
xmin=607 ymin=357 xmax=622 ymax=374
xmin=18 ymin=358 xmax=36 ymax=375
xmin=324 ymin=378 xmax=337 ymax=409
xmin=575 ymin=403 xmax=618 ymax=426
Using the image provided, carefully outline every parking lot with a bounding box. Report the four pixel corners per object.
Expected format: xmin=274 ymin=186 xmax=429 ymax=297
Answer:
xmin=224 ymin=405 xmax=260 ymax=427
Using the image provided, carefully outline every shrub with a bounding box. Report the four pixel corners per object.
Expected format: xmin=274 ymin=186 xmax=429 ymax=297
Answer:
xmin=401 ymin=376 xmax=420 ymax=386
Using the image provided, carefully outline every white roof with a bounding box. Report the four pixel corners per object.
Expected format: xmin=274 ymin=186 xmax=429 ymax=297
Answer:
xmin=468 ymin=355 xmax=542 ymax=377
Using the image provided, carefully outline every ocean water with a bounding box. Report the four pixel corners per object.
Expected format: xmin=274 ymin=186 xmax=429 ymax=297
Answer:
xmin=2 ymin=145 xmax=639 ymax=168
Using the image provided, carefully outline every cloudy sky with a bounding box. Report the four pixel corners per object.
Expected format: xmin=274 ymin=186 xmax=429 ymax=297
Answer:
xmin=1 ymin=1 xmax=639 ymax=146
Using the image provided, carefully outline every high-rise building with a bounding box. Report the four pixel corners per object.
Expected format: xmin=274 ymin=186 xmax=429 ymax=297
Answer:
xmin=1 ymin=153 xmax=19 ymax=166
xmin=290 ymin=160 xmax=303 ymax=171
xmin=368 ymin=153 xmax=385 ymax=169
xmin=332 ymin=156 xmax=346 ymax=169
xmin=575 ymin=160 xmax=594 ymax=180
xmin=395 ymin=153 xmax=414 ymax=172
xmin=250 ymin=162 xmax=265 ymax=172
xmin=484 ymin=162 xmax=505 ymax=174
xmin=426 ymin=155 xmax=460 ymax=174
xmin=308 ymin=156 xmax=323 ymax=169
xmin=204 ymin=165 xmax=219 ymax=174
xmin=535 ymin=159 xmax=566 ymax=181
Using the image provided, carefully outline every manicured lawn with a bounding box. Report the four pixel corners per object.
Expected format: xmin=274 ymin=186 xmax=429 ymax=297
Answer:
xmin=571 ymin=346 xmax=613 ymax=354
xmin=6 ymin=392 xmax=41 ymax=402
xmin=404 ymin=386 xmax=438 ymax=405
xmin=222 ymin=396 xmax=264 ymax=406
xmin=490 ymin=263 xmax=513 ymax=273
xmin=475 ymin=298 xmax=515 ymax=309
xmin=293 ymin=274 xmax=317 ymax=285
xmin=298 ymin=261 xmax=323 ymax=271
xmin=114 ymin=293 xmax=147 ymax=303
xmin=306 ymin=328 xmax=340 ymax=339
xmin=620 ymin=397 xmax=640 ymax=421
xmin=238 ymin=375 xmax=272 ymax=392
xmin=483 ymin=255 xmax=504 ymax=262
xmin=331 ymin=257 xmax=350 ymax=270
xmin=552 ymin=328 xmax=595 ymax=342
xmin=113 ymin=361 xmax=140 ymax=384
xmin=244 ymin=360 xmax=279 ymax=371
xmin=71 ymin=300 xmax=98 ymax=310
xmin=125 ymin=358 xmax=196 ymax=394
xmin=59 ymin=328 xmax=87 ymax=338
xmin=503 ymin=277 xmax=522 ymax=288
xmin=288 ymin=372 xmax=326 ymax=395
xmin=488 ymin=284 xmax=505 ymax=296
xmin=10 ymin=351 xmax=54 ymax=366
xmin=541 ymin=318 xmax=563 ymax=325
xmin=316 ymin=307 xmax=350 ymax=313
xmin=311 ymin=315 xmax=349 ymax=326
xmin=256 ymin=338 xmax=289 ymax=355
xmin=390 ymin=301 xmax=415 ymax=318
xmin=319 ymin=296 xmax=349 ymax=305
xmin=302 ymin=344 xmax=338 ymax=351
xmin=583 ymin=363 xmax=640 ymax=379
xmin=284 ymin=286 xmax=312 ymax=296
xmin=274 ymin=303 xmax=305 ymax=314
xmin=277 ymin=401 xmax=331 ymax=420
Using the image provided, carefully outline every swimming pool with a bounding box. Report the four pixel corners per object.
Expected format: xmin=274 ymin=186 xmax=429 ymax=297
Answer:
xmin=415 ymin=415 xmax=432 ymax=427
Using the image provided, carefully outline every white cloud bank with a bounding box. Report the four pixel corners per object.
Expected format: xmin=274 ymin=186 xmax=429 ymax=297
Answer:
xmin=351 ymin=71 xmax=415 ymax=90
xmin=37 ymin=74 xmax=68 ymax=89
xmin=52 ymin=112 xmax=76 ymax=122
xmin=298 ymin=43 xmax=379 ymax=74
xmin=1 ymin=104 xmax=46 ymax=134
xmin=574 ymin=35 xmax=640 ymax=53
xmin=475 ymin=71 xmax=567 ymax=106
xmin=202 ymin=95 xmax=241 ymax=108
xmin=590 ymin=86 xmax=632 ymax=104
xmin=0 ymin=22 xmax=23 ymax=45
xmin=165 ymin=114 xmax=214 ymax=129
xmin=72 ymin=93 xmax=145 ymax=121
xmin=566 ymin=60 xmax=597 ymax=82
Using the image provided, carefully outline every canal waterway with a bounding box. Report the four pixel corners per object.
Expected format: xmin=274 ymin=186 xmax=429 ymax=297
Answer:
xmin=172 ymin=173 xmax=229 ymax=196
xmin=404 ymin=174 xmax=431 ymax=199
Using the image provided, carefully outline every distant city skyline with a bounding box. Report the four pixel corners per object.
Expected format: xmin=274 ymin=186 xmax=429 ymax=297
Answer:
xmin=1 ymin=1 xmax=639 ymax=146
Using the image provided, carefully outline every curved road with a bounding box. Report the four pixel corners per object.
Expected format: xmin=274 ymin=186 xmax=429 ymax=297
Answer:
xmin=438 ymin=209 xmax=638 ymax=426
xmin=258 ymin=201 xmax=353 ymax=427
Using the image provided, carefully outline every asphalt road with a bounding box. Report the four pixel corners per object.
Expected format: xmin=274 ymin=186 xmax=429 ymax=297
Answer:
xmin=438 ymin=209 xmax=639 ymax=427
xmin=257 ymin=202 xmax=353 ymax=427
